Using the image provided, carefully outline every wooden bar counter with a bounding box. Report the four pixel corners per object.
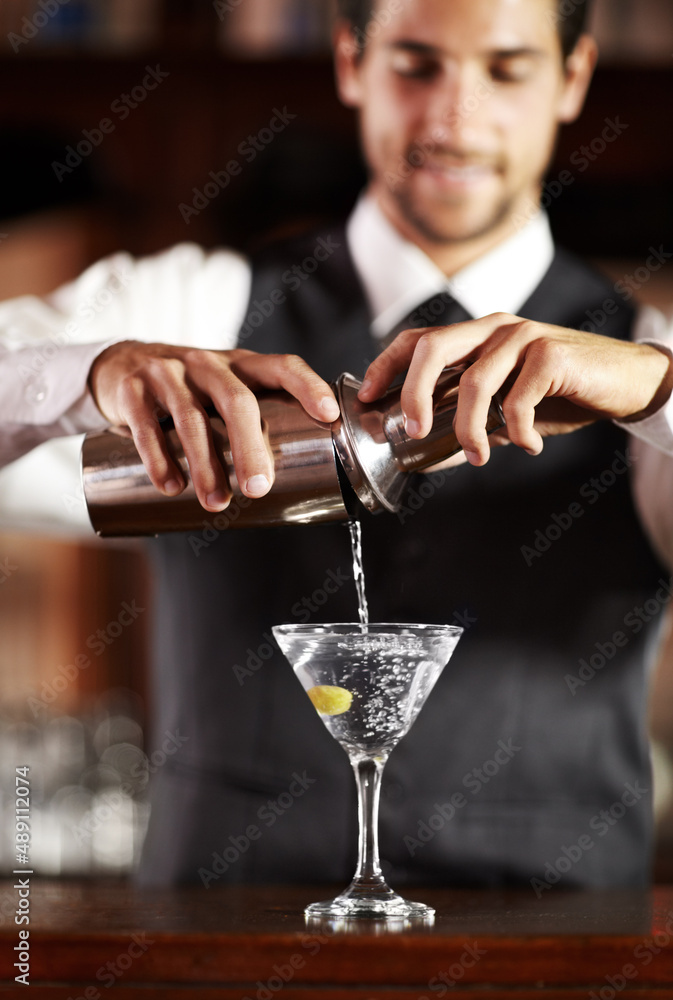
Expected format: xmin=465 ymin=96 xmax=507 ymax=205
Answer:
xmin=3 ymin=880 xmax=673 ymax=997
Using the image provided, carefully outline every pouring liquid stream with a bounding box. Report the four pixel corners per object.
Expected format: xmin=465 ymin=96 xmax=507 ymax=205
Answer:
xmin=348 ymin=519 xmax=369 ymax=629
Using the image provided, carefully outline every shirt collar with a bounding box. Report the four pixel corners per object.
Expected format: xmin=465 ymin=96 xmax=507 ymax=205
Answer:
xmin=346 ymin=193 xmax=555 ymax=340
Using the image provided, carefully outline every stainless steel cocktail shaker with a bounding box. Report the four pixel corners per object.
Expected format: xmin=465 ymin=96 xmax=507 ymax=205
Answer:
xmin=81 ymin=367 xmax=504 ymax=536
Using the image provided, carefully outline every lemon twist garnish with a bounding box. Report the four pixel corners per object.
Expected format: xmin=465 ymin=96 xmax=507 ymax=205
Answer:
xmin=307 ymin=685 xmax=353 ymax=716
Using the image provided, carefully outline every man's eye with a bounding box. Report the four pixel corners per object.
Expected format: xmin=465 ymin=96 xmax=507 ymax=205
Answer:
xmin=489 ymin=61 xmax=533 ymax=83
xmin=391 ymin=55 xmax=439 ymax=80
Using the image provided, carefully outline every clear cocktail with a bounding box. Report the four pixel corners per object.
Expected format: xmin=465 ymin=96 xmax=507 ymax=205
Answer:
xmin=272 ymin=622 xmax=463 ymax=919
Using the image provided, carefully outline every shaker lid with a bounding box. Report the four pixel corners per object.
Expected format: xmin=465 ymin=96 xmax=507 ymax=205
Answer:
xmin=331 ymin=373 xmax=411 ymax=513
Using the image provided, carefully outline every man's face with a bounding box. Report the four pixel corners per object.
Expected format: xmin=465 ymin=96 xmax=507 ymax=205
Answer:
xmin=335 ymin=0 xmax=594 ymax=253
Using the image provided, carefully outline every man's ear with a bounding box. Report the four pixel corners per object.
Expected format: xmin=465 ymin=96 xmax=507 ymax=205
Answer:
xmin=557 ymin=34 xmax=598 ymax=124
xmin=333 ymin=20 xmax=365 ymax=108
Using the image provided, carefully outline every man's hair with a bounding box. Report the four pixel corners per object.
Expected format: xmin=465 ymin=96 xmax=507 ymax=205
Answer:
xmin=336 ymin=0 xmax=594 ymax=60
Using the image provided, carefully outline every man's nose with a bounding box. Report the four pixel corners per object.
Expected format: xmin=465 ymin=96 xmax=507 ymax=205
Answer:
xmin=427 ymin=66 xmax=490 ymax=144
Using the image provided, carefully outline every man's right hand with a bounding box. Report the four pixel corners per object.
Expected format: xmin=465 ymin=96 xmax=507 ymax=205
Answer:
xmin=88 ymin=341 xmax=340 ymax=512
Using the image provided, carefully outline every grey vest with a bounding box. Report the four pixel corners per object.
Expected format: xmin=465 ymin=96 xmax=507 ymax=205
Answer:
xmin=137 ymin=227 xmax=667 ymax=891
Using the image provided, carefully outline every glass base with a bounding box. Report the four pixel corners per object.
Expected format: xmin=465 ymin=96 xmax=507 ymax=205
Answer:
xmin=305 ymin=881 xmax=434 ymax=920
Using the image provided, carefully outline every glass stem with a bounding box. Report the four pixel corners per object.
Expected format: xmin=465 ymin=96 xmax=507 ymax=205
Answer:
xmin=351 ymin=754 xmax=389 ymax=887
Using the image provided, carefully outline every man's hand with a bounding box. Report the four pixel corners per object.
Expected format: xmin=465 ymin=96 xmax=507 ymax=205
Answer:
xmin=89 ymin=342 xmax=340 ymax=511
xmin=358 ymin=314 xmax=673 ymax=465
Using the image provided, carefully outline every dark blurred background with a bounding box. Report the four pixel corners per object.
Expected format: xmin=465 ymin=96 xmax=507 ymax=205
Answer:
xmin=0 ymin=0 xmax=672 ymax=271
xmin=0 ymin=0 xmax=672 ymax=882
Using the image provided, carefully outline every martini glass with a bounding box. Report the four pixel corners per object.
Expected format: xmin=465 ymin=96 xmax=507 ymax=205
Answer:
xmin=272 ymin=622 xmax=463 ymax=919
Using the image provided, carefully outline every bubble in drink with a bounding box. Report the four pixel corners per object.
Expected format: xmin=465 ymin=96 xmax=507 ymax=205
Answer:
xmin=285 ymin=629 xmax=458 ymax=757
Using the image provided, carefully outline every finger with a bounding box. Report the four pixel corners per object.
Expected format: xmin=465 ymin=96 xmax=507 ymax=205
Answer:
xmin=393 ymin=315 xmax=518 ymax=438
xmin=172 ymin=406 xmax=234 ymax=511
xmin=230 ymin=351 xmax=340 ymax=423
xmin=157 ymin=384 xmax=234 ymax=510
xmin=359 ymin=312 xmax=521 ymax=403
xmin=498 ymin=353 xmax=556 ymax=455
xmin=358 ymin=328 xmax=432 ymax=402
xmin=452 ymin=364 xmax=499 ymax=465
xmin=399 ymin=332 xmax=459 ymax=438
xmin=116 ymin=378 xmax=187 ymax=498
xmin=211 ymin=373 xmax=276 ymax=500
xmin=453 ymin=346 xmax=542 ymax=464
xmin=138 ymin=357 xmax=233 ymax=511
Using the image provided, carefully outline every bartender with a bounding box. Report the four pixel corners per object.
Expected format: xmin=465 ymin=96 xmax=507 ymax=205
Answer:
xmin=1 ymin=0 xmax=673 ymax=890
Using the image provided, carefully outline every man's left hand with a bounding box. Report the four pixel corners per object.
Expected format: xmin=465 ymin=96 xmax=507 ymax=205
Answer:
xmin=358 ymin=314 xmax=673 ymax=465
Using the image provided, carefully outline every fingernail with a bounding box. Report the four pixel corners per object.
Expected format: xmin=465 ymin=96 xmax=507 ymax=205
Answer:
xmin=164 ymin=478 xmax=183 ymax=496
xmin=404 ymin=416 xmax=421 ymax=437
xmin=206 ymin=489 xmax=229 ymax=509
xmin=359 ymin=378 xmax=373 ymax=397
xmin=246 ymin=474 xmax=270 ymax=498
xmin=464 ymin=450 xmax=480 ymax=464
xmin=319 ymin=396 xmax=340 ymax=420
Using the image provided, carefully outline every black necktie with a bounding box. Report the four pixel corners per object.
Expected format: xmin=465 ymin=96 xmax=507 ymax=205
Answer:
xmin=382 ymin=290 xmax=473 ymax=348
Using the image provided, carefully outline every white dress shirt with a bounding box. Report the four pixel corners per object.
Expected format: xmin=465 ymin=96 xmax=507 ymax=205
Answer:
xmin=0 ymin=195 xmax=672 ymax=561
xmin=348 ymin=193 xmax=557 ymax=337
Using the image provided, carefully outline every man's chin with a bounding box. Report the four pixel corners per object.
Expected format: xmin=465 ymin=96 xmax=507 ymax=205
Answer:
xmin=401 ymin=214 xmax=509 ymax=248
xmin=392 ymin=193 xmax=516 ymax=248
